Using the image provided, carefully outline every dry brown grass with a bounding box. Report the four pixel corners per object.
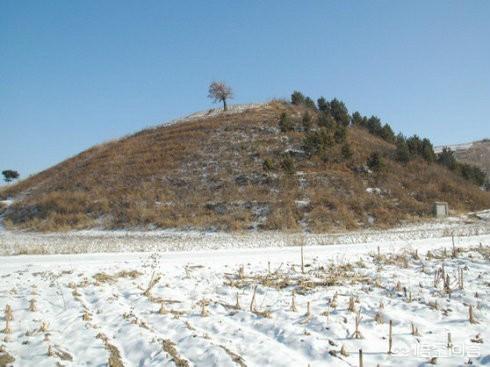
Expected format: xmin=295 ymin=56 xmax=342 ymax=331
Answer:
xmin=93 ymin=270 xmax=142 ymax=284
xmin=96 ymin=333 xmax=125 ymax=367
xmin=2 ymin=101 xmax=489 ymax=232
xmin=0 ymin=350 xmax=15 ymax=367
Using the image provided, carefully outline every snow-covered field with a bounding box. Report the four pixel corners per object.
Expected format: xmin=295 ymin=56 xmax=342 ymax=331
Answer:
xmin=1 ymin=213 xmax=490 ymax=256
xmin=1 ymin=233 xmax=489 ymax=366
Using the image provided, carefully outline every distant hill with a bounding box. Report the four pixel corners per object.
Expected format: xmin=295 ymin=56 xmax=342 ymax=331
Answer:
xmin=2 ymin=100 xmax=489 ymax=232
xmin=436 ymin=139 xmax=490 ymax=176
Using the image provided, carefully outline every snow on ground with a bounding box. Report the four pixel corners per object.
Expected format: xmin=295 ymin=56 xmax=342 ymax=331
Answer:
xmin=476 ymin=210 xmax=490 ymax=221
xmin=0 ymin=233 xmax=489 ymax=366
xmin=1 ymin=214 xmax=489 ymax=256
xmin=148 ymin=103 xmax=263 ymax=131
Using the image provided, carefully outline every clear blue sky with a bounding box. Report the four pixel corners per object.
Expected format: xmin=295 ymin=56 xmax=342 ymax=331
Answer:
xmin=1 ymin=1 xmax=489 ymax=178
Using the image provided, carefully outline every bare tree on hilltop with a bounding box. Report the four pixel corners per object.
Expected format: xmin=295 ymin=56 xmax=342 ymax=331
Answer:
xmin=208 ymin=81 xmax=233 ymax=111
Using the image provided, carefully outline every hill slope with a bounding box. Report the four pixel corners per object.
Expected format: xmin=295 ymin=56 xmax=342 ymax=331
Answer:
xmin=2 ymin=101 xmax=490 ymax=232
xmin=436 ymin=139 xmax=490 ymax=176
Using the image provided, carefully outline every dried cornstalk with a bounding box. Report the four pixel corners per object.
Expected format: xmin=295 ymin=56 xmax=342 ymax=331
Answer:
xmin=250 ymin=286 xmax=257 ymax=312
xmin=388 ymin=320 xmax=393 ymax=354
xmin=290 ymin=290 xmax=297 ymax=312
xmin=143 ymin=271 xmax=161 ymax=297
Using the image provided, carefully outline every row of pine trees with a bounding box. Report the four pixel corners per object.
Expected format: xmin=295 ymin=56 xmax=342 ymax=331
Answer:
xmin=289 ymin=91 xmax=487 ymax=187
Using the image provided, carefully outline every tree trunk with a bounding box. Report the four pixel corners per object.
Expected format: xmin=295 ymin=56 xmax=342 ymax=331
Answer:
xmin=223 ymin=98 xmax=227 ymax=111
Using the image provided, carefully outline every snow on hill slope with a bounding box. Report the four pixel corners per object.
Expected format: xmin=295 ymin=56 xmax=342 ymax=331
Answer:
xmin=434 ymin=142 xmax=475 ymax=154
xmin=160 ymin=103 xmax=263 ymax=128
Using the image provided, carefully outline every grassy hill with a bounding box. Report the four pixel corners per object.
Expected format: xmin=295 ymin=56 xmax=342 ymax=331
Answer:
xmin=2 ymin=100 xmax=490 ymax=232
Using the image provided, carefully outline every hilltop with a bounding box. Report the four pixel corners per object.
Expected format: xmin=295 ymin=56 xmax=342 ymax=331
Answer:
xmin=1 ymin=99 xmax=489 ymax=232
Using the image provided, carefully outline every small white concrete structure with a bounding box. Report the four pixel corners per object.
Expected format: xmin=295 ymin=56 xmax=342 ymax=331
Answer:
xmin=433 ymin=201 xmax=449 ymax=217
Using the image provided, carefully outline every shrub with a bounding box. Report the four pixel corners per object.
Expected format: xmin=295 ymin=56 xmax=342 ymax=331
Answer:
xmin=2 ymin=170 xmax=19 ymax=183
xmin=334 ymin=125 xmax=347 ymax=144
xmin=262 ymin=159 xmax=275 ymax=172
xmin=484 ymin=180 xmax=490 ymax=191
xmin=280 ymin=155 xmax=296 ymax=175
xmin=341 ymin=143 xmax=353 ymax=160
xmin=459 ymin=164 xmax=486 ymax=186
xmin=367 ymin=152 xmax=384 ymax=172
xmin=291 ymin=91 xmax=305 ymax=105
xmin=302 ymin=111 xmax=312 ymax=131
xmin=279 ymin=112 xmax=294 ymax=132
xmin=303 ymin=128 xmax=334 ymax=156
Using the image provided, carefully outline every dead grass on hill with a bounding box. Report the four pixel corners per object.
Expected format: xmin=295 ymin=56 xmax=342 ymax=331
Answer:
xmin=2 ymin=101 xmax=490 ymax=232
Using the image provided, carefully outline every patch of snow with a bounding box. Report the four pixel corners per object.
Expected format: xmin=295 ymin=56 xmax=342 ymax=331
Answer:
xmin=474 ymin=210 xmax=490 ymax=221
xmin=295 ymin=200 xmax=310 ymax=208
xmin=434 ymin=142 xmax=474 ymax=153
xmin=159 ymin=103 xmax=264 ymax=128
xmin=366 ymin=187 xmax=382 ymax=194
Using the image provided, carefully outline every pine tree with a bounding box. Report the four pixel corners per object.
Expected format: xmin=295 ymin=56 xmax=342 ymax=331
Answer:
xmin=317 ymin=97 xmax=329 ymax=112
xmin=367 ymin=152 xmax=383 ymax=172
xmin=291 ymin=91 xmax=305 ymax=105
xmin=304 ymin=97 xmax=317 ymax=110
xmin=421 ymin=138 xmax=436 ymax=163
xmin=279 ymin=112 xmax=294 ymax=132
xmin=318 ymin=111 xmax=335 ymax=129
xmin=437 ymin=147 xmax=457 ymax=170
xmin=329 ymin=98 xmax=350 ymax=126
xmin=366 ymin=116 xmax=382 ymax=135
xmin=351 ymin=112 xmax=364 ymax=126
xmin=395 ymin=139 xmax=410 ymax=163
xmin=303 ymin=128 xmax=334 ymax=156
xmin=302 ymin=111 xmax=312 ymax=131
xmin=380 ymin=124 xmax=396 ymax=143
